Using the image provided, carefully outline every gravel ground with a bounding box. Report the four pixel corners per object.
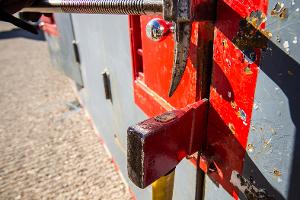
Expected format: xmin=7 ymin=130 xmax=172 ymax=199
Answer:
xmin=0 ymin=22 xmax=131 ymax=200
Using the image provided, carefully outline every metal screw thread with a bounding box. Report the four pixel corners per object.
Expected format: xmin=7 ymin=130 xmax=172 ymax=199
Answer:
xmin=58 ymin=0 xmax=162 ymax=14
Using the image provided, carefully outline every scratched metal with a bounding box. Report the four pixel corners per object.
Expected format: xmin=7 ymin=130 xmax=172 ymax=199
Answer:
xmin=230 ymin=171 xmax=274 ymax=200
xmin=265 ymin=0 xmax=300 ymax=63
xmin=168 ymin=0 xmax=192 ymax=97
xmin=242 ymin=0 xmax=300 ymax=199
xmin=168 ymin=22 xmax=192 ymax=97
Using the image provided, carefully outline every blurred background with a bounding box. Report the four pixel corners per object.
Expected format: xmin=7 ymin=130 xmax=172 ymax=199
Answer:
xmin=0 ymin=21 xmax=131 ymax=200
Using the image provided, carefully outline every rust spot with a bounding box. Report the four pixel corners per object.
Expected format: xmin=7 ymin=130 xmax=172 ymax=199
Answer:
xmin=231 ymin=101 xmax=237 ymax=109
xmin=154 ymin=111 xmax=177 ymax=123
xmin=263 ymin=139 xmax=272 ymax=149
xmin=222 ymin=39 xmax=228 ymax=48
xmin=247 ymin=143 xmax=254 ymax=152
xmin=233 ymin=10 xmax=272 ymax=50
xmin=273 ymin=168 xmax=281 ymax=177
xmin=271 ymin=2 xmax=288 ymax=19
xmin=270 ymin=128 xmax=277 ymax=135
xmin=288 ymin=70 xmax=294 ymax=76
xmin=229 ymin=123 xmax=236 ymax=135
xmin=244 ymin=65 xmax=253 ymax=75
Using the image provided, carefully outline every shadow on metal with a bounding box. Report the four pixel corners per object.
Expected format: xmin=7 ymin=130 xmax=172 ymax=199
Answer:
xmin=203 ymin=1 xmax=300 ymax=199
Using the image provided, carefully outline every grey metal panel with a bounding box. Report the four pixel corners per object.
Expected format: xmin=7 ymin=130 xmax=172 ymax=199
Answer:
xmin=242 ymin=1 xmax=300 ymax=199
xmin=70 ymin=14 xmax=153 ymax=199
xmin=51 ymin=13 xmax=83 ymax=86
xmin=265 ymin=0 xmax=300 ymax=64
xmin=203 ymin=176 xmax=233 ymax=200
xmin=68 ymin=13 xmax=198 ymax=200
xmin=173 ymin=159 xmax=197 ymax=200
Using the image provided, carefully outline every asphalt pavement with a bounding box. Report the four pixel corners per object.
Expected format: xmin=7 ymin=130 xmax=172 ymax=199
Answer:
xmin=0 ymin=22 xmax=131 ymax=200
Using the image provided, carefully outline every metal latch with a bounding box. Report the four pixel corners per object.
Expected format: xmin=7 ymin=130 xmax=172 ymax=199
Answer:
xmin=127 ymin=99 xmax=208 ymax=188
xmin=23 ymin=0 xmax=195 ymax=96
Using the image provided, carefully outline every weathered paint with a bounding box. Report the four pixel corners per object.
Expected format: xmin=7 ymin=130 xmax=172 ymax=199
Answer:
xmin=67 ymin=14 xmax=199 ymax=200
xmin=46 ymin=0 xmax=300 ymax=198
xmin=203 ymin=0 xmax=269 ymax=199
xmin=242 ymin=0 xmax=300 ymax=199
xmin=127 ymin=100 xmax=208 ymax=188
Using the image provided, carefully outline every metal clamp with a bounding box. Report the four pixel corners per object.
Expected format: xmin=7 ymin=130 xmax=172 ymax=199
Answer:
xmin=23 ymin=0 xmax=193 ymax=96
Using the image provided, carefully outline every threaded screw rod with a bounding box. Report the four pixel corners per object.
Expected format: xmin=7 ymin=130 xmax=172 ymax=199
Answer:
xmin=22 ymin=0 xmax=163 ymax=15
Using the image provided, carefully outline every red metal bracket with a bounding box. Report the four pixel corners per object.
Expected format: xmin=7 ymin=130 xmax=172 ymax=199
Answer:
xmin=39 ymin=15 xmax=59 ymax=36
xmin=127 ymin=99 xmax=208 ymax=188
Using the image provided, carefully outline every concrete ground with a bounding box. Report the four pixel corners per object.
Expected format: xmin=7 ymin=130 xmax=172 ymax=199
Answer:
xmin=0 ymin=22 xmax=131 ymax=200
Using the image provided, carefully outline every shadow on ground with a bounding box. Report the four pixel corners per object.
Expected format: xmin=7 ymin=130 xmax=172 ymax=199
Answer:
xmin=0 ymin=27 xmax=45 ymax=41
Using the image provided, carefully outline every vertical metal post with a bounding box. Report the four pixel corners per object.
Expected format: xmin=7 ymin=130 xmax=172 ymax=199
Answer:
xmin=152 ymin=169 xmax=175 ymax=200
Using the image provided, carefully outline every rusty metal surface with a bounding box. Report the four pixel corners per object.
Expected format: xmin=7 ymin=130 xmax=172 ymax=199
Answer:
xmin=127 ymin=100 xmax=207 ymax=188
xmin=202 ymin=0 xmax=300 ymax=199
xmin=202 ymin=0 xmax=269 ymax=199
xmin=168 ymin=22 xmax=191 ymax=97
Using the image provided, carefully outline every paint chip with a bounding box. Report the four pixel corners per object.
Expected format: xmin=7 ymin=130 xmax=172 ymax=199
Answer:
xmin=228 ymin=91 xmax=232 ymax=98
xmin=244 ymin=65 xmax=253 ymax=75
xmin=273 ymin=168 xmax=281 ymax=177
xmin=292 ymin=0 xmax=295 ymax=6
xmin=271 ymin=2 xmax=288 ymax=19
xmin=293 ymin=36 xmax=297 ymax=44
xmin=283 ymin=41 xmax=290 ymax=52
xmin=222 ymin=39 xmax=228 ymax=48
xmin=237 ymin=108 xmax=247 ymax=121
xmin=231 ymin=101 xmax=237 ymax=109
xmin=229 ymin=123 xmax=236 ymax=135
xmin=247 ymin=144 xmax=254 ymax=152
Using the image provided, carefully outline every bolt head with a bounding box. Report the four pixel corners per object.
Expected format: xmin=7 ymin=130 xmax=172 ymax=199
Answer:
xmin=146 ymin=18 xmax=170 ymax=42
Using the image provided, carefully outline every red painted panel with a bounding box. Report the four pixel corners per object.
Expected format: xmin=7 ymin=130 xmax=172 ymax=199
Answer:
xmin=140 ymin=16 xmax=200 ymax=108
xmin=203 ymin=0 xmax=268 ymax=198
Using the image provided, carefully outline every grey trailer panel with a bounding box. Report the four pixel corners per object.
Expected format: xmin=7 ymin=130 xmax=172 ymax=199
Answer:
xmin=242 ymin=0 xmax=300 ymax=199
xmin=68 ymin=14 xmax=198 ymax=200
xmin=48 ymin=14 xmax=84 ymax=87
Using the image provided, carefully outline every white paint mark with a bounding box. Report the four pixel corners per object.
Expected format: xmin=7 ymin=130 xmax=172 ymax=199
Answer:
xmin=230 ymin=171 xmax=248 ymax=193
xmin=296 ymin=8 xmax=300 ymax=12
xmin=283 ymin=41 xmax=289 ymax=48
xmin=253 ymin=103 xmax=259 ymax=110
xmin=225 ymin=58 xmax=231 ymax=67
xmin=293 ymin=36 xmax=298 ymax=44
xmin=228 ymin=91 xmax=232 ymax=98
xmin=283 ymin=41 xmax=290 ymax=52
xmin=292 ymin=0 xmax=295 ymax=6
